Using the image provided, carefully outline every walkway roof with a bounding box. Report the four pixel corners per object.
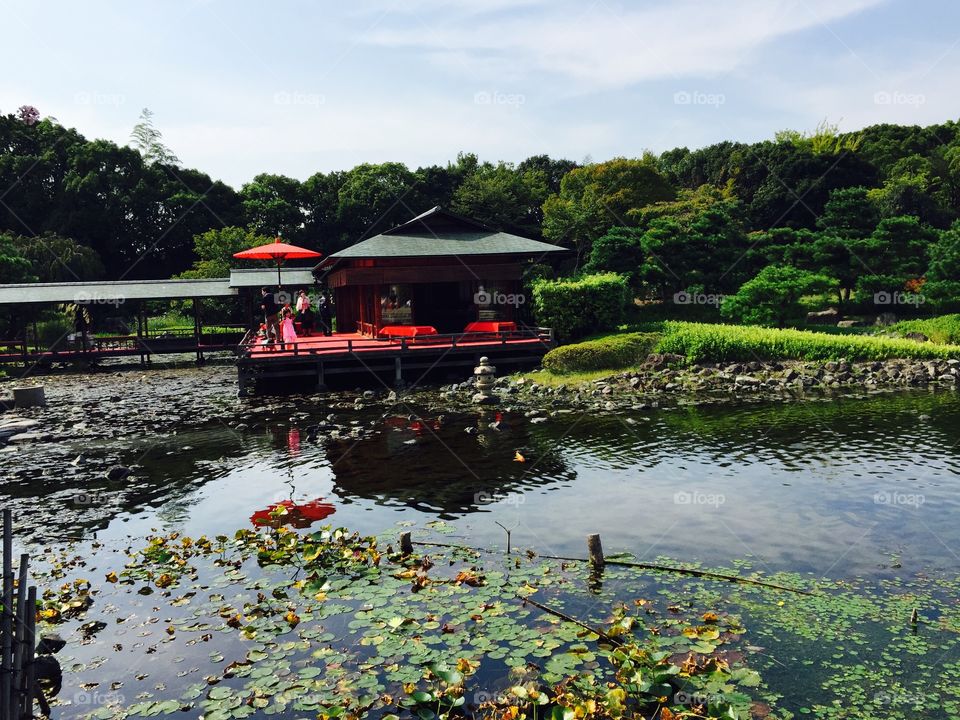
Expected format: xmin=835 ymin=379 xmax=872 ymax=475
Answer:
xmin=0 ymin=268 xmax=317 ymax=306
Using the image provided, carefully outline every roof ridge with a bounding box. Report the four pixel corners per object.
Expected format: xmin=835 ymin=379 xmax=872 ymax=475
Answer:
xmin=382 ymin=206 xmax=496 ymax=235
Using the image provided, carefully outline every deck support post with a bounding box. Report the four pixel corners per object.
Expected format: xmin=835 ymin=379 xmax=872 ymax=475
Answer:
xmin=315 ymin=361 xmax=326 ymax=392
xmin=394 ymin=356 xmax=403 ymax=386
xmin=193 ymin=298 xmax=204 ymax=365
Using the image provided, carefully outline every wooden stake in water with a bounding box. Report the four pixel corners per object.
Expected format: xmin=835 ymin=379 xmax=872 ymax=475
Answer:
xmin=1 ymin=509 xmax=12 ymax=720
xmin=24 ymin=586 xmax=37 ymax=720
xmin=587 ymin=533 xmax=605 ymax=570
xmin=11 ymin=554 xmax=27 ymax=719
xmin=399 ymin=532 xmax=413 ymax=556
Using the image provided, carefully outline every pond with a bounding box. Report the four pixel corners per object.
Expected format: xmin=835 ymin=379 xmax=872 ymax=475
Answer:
xmin=3 ymin=366 xmax=960 ymax=719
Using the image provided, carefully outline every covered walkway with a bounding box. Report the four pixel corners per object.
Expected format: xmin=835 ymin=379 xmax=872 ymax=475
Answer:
xmin=0 ymin=269 xmax=316 ymax=366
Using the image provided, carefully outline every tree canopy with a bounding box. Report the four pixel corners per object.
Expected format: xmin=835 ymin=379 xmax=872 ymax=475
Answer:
xmin=1 ymin=105 xmax=959 ymax=320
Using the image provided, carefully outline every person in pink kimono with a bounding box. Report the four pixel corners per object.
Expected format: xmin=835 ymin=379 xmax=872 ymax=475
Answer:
xmin=281 ymin=308 xmax=298 ymax=344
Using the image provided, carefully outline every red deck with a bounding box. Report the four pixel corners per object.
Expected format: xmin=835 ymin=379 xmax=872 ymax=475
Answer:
xmin=236 ymin=327 xmax=555 ymax=393
xmin=241 ymin=330 xmax=549 ymax=359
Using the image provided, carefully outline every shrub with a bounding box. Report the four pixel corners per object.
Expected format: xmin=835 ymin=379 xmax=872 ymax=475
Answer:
xmin=656 ymin=321 xmax=960 ymax=363
xmin=891 ymin=314 xmax=960 ymax=345
xmin=542 ymin=332 xmax=660 ymax=373
xmin=34 ymin=317 xmax=73 ymax=348
xmin=720 ymin=265 xmax=833 ymax=328
xmin=532 ymin=273 xmax=629 ymax=340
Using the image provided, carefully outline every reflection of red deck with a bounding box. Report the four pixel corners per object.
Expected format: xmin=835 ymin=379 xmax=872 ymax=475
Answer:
xmin=237 ymin=329 xmax=555 ymax=393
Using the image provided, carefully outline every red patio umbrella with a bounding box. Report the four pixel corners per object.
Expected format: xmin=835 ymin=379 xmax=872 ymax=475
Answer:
xmin=233 ymin=237 xmax=322 ymax=286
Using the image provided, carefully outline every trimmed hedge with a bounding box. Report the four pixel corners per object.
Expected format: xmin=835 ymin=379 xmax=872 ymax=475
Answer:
xmin=542 ymin=332 xmax=660 ymax=373
xmin=532 ymin=273 xmax=629 ymax=340
xmin=892 ymin=314 xmax=960 ymax=345
xmin=656 ymin=321 xmax=960 ymax=362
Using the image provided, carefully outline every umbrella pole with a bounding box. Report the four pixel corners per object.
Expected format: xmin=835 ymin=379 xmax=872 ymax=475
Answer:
xmin=276 ymin=261 xmax=282 ymax=289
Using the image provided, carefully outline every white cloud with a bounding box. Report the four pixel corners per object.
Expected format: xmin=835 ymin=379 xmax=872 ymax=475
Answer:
xmin=362 ymin=0 xmax=886 ymax=90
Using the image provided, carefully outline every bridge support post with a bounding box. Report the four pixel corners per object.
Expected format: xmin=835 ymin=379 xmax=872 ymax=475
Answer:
xmin=315 ymin=361 xmax=326 ymax=392
xmin=394 ymin=356 xmax=403 ymax=387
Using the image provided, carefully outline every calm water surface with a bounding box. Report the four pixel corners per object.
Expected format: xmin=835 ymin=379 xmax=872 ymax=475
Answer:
xmin=3 ymin=368 xmax=960 ymax=717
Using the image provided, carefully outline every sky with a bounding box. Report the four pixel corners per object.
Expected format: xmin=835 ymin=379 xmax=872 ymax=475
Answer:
xmin=4 ymin=0 xmax=959 ymax=188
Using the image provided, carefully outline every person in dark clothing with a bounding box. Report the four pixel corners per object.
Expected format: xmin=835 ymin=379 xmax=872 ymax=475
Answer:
xmin=318 ymin=293 xmax=333 ymax=336
xmin=260 ymin=287 xmax=281 ymax=345
xmin=299 ymin=307 xmax=316 ymax=336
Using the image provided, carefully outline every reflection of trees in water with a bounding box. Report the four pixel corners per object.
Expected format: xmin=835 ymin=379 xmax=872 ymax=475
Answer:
xmin=324 ymin=411 xmax=576 ymax=518
xmin=7 ymin=426 xmax=248 ymax=544
xmin=653 ymin=391 xmax=960 ymax=467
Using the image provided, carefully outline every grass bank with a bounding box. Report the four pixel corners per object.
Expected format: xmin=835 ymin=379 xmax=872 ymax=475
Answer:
xmin=532 ymin=321 xmax=960 ymax=380
xmin=890 ymin=314 xmax=960 ymax=345
xmin=657 ymin=321 xmax=960 ymax=363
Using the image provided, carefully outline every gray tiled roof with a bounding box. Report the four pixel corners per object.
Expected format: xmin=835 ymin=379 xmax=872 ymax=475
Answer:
xmin=318 ymin=207 xmax=566 ymax=267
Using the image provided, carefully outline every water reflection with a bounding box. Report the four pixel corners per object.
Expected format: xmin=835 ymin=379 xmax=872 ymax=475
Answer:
xmin=324 ymin=410 xmax=575 ymax=518
xmin=5 ymin=389 xmax=960 ymax=579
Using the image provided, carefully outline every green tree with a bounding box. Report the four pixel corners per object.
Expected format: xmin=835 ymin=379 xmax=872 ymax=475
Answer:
xmin=130 ymin=108 xmax=180 ymax=166
xmin=542 ymin=157 xmax=675 ymax=267
xmin=10 ymin=232 xmax=104 ymax=282
xmin=817 ymin=186 xmax=879 ymax=239
xmin=0 ymin=233 xmax=35 ymax=283
xmin=721 ymin=265 xmax=832 ymax=328
xmin=635 ymin=202 xmax=747 ymax=300
xmin=240 ymin=174 xmax=306 ymax=240
xmin=178 ymin=226 xmax=275 ymax=279
xmin=336 ymin=162 xmax=419 ymax=244
xmin=451 ymin=162 xmax=548 ymax=237
xmin=923 ymin=221 xmax=960 ymax=308
xmin=516 ymin=155 xmax=578 ymax=194
xmin=854 ymin=215 xmax=937 ymax=301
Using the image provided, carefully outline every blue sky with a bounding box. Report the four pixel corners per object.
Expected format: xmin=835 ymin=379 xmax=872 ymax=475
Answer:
xmin=4 ymin=0 xmax=959 ymax=187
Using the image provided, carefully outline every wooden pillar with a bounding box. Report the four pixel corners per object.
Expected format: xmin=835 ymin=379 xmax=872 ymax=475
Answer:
xmin=587 ymin=534 xmax=604 ymax=570
xmin=11 ymin=553 xmax=27 ymax=715
xmin=23 ymin=586 xmax=35 ymax=720
xmin=399 ymin=532 xmax=413 ymax=556
xmin=1 ymin=509 xmax=12 ymax=718
xmin=193 ymin=298 xmax=203 ymax=364
xmin=394 ymin=356 xmax=402 ymax=386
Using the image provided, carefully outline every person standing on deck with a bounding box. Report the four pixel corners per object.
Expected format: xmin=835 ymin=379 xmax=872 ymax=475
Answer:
xmin=260 ymin=287 xmax=281 ymax=346
xmin=281 ymin=307 xmax=298 ymax=344
xmin=318 ymin=292 xmax=333 ymax=336
xmin=296 ymin=290 xmax=311 ymax=314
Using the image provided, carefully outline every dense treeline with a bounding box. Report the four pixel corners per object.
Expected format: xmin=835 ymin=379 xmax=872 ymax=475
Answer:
xmin=1 ymin=106 xmax=958 ymax=319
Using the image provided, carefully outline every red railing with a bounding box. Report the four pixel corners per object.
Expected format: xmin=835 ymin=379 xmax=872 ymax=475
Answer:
xmin=237 ymin=326 xmax=554 ymax=359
